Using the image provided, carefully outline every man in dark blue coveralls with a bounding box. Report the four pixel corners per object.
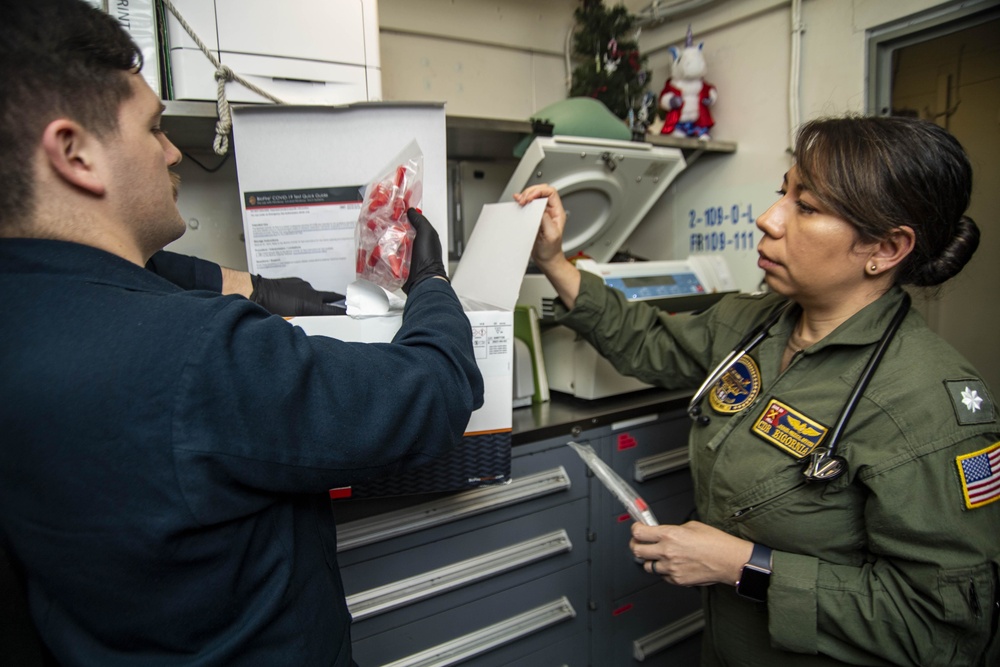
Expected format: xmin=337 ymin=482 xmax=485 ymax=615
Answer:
xmin=0 ymin=0 xmax=484 ymax=664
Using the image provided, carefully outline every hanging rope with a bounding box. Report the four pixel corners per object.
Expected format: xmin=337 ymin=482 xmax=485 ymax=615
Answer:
xmin=160 ymin=0 xmax=286 ymax=155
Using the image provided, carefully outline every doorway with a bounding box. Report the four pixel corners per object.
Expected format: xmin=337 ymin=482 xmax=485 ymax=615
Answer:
xmin=869 ymin=1 xmax=1000 ymax=393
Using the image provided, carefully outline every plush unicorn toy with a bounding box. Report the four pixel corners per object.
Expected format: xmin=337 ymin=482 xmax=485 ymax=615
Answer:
xmin=659 ymin=26 xmax=717 ymax=140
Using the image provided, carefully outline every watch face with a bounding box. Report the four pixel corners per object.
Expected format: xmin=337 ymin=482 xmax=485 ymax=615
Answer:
xmin=736 ymin=564 xmax=770 ymax=602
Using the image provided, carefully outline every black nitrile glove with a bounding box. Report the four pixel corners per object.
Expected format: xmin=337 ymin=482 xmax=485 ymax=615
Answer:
xmin=250 ymin=275 xmax=346 ymax=316
xmin=402 ymin=208 xmax=448 ymax=295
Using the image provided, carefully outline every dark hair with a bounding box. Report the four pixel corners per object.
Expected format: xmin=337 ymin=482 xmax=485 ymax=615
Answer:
xmin=0 ymin=0 xmax=142 ymax=229
xmin=793 ymin=115 xmax=978 ymax=287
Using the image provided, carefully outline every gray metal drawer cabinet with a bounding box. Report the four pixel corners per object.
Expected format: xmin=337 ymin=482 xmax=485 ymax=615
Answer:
xmin=351 ymin=561 xmax=587 ymax=666
xmin=603 ymin=584 xmax=703 ymax=666
xmin=334 ymin=438 xmax=590 ymax=665
xmin=334 ymin=441 xmax=587 ymax=563
xmin=608 ymin=483 xmax=697 ymax=603
xmin=345 ymin=497 xmax=587 ymax=641
xmin=588 ymin=412 xmax=703 ymax=665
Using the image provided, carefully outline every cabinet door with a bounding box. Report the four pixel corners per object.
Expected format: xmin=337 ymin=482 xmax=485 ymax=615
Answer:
xmin=604 ymin=586 xmax=704 ymax=666
xmin=609 ymin=483 xmax=697 ymax=602
xmin=504 ymin=631 xmax=590 ymax=666
xmin=608 ymin=411 xmax=691 ymax=500
xmin=629 ymin=608 xmax=704 ymax=666
xmin=589 ymin=412 xmax=703 ymax=666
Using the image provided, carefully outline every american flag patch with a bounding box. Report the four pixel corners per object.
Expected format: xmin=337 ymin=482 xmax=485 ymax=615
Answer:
xmin=956 ymin=442 xmax=1000 ymax=509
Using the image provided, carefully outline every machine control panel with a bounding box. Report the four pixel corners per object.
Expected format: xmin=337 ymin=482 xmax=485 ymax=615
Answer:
xmin=602 ymin=271 xmax=705 ymax=301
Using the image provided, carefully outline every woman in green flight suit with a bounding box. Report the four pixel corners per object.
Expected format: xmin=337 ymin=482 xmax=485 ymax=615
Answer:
xmin=515 ymin=115 xmax=998 ymax=666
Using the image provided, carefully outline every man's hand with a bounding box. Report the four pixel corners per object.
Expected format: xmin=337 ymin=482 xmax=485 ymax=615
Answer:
xmin=249 ymin=276 xmax=345 ymax=317
xmin=402 ymin=208 xmax=447 ymax=295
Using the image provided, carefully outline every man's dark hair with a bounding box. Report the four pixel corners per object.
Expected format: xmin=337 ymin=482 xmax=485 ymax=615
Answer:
xmin=0 ymin=0 xmax=143 ymax=229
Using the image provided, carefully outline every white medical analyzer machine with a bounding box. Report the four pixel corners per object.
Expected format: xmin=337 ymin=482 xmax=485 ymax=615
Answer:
xmin=505 ymin=135 xmax=737 ymax=399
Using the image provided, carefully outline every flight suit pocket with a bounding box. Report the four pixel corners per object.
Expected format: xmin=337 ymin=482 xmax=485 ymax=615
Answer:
xmin=726 ymin=473 xmax=867 ymax=560
xmin=937 ymin=563 xmax=995 ymax=663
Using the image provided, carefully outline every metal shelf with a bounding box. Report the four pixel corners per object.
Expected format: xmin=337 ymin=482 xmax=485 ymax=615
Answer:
xmin=162 ymin=101 xmax=737 ymax=162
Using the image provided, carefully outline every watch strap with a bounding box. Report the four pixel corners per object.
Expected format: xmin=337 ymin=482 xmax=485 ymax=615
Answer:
xmin=748 ymin=543 xmax=772 ymax=571
xmin=736 ymin=543 xmax=772 ymax=602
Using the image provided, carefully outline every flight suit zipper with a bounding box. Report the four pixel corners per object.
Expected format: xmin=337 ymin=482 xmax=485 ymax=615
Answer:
xmin=969 ymin=578 xmax=981 ymax=618
xmin=731 ymin=481 xmax=808 ymax=518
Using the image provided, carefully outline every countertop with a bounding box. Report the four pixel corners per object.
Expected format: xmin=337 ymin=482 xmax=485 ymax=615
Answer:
xmin=511 ymin=388 xmax=693 ymax=445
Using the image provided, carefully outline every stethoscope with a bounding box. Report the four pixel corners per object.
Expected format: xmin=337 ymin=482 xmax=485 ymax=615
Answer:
xmin=687 ymin=293 xmax=911 ymax=482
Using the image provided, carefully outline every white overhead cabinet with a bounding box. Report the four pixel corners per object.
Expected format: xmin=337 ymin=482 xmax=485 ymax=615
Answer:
xmin=164 ymin=0 xmax=381 ymax=105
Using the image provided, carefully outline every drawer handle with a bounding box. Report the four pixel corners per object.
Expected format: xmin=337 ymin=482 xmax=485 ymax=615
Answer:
xmin=337 ymin=466 xmax=572 ymax=552
xmin=633 ymin=448 xmax=689 ymax=483
xmin=611 ymin=414 xmax=659 ymax=431
xmin=381 ymin=596 xmax=577 ymax=667
xmin=347 ymin=529 xmax=572 ymax=620
xmin=632 ymin=609 xmax=704 ymax=661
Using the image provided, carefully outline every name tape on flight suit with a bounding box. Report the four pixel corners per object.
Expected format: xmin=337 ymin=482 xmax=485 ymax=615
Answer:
xmin=752 ymin=398 xmax=829 ymax=459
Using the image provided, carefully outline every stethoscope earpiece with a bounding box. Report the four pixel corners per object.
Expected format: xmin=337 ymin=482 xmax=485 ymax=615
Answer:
xmin=688 ymin=405 xmax=711 ymax=425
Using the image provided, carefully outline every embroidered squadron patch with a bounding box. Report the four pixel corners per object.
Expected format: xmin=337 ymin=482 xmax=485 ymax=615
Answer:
xmin=956 ymin=441 xmax=1000 ymax=509
xmin=752 ymin=399 xmax=829 ymax=459
xmin=945 ymin=379 xmax=995 ymax=425
xmin=708 ymin=354 xmax=761 ymax=414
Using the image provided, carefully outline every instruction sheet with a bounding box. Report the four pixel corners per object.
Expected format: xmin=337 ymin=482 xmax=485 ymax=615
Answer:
xmin=230 ymin=103 xmax=448 ymax=294
xmin=243 ymin=186 xmax=362 ymax=295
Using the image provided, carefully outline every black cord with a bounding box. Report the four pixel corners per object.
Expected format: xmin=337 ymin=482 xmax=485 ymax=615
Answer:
xmin=822 ymin=293 xmax=911 ymax=457
xmin=182 ymin=150 xmax=230 ymax=173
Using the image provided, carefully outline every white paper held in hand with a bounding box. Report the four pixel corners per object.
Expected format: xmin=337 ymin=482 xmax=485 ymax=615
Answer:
xmin=567 ymin=441 xmax=658 ymax=526
xmin=450 ymin=200 xmax=545 ymax=311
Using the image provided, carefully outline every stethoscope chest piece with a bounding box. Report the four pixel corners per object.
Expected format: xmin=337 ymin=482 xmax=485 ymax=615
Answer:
xmin=803 ymin=452 xmax=847 ymax=482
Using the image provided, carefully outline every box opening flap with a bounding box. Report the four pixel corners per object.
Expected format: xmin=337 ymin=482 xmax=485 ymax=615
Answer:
xmin=450 ymin=200 xmax=545 ymax=311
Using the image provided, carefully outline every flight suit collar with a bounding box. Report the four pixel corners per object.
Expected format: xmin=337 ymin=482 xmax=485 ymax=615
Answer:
xmin=775 ymin=287 xmax=910 ymax=354
xmin=699 ymin=287 xmax=911 ymax=457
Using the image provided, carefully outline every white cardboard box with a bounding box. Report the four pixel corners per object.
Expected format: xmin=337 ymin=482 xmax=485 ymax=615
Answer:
xmin=231 ymin=103 xmax=449 ymax=292
xmin=288 ymin=200 xmax=544 ymax=498
xmin=230 ymin=103 xmax=543 ymax=496
xmin=292 ymin=307 xmax=514 ymax=436
xmin=293 ymin=196 xmax=548 ymax=436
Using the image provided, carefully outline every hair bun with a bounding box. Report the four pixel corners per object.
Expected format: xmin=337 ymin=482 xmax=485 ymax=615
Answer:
xmin=909 ymin=215 xmax=980 ymax=286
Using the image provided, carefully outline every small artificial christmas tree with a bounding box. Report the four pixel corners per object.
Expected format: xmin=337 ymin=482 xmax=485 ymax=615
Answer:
xmin=569 ymin=0 xmax=652 ymax=132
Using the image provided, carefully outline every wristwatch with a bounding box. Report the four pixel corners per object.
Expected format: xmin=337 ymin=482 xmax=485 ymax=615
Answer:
xmin=736 ymin=543 xmax=772 ymax=602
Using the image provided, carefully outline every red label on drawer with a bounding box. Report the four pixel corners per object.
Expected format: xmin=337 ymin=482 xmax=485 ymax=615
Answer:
xmin=617 ymin=433 xmax=638 ymax=450
xmin=612 ymin=603 xmax=634 ymax=616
